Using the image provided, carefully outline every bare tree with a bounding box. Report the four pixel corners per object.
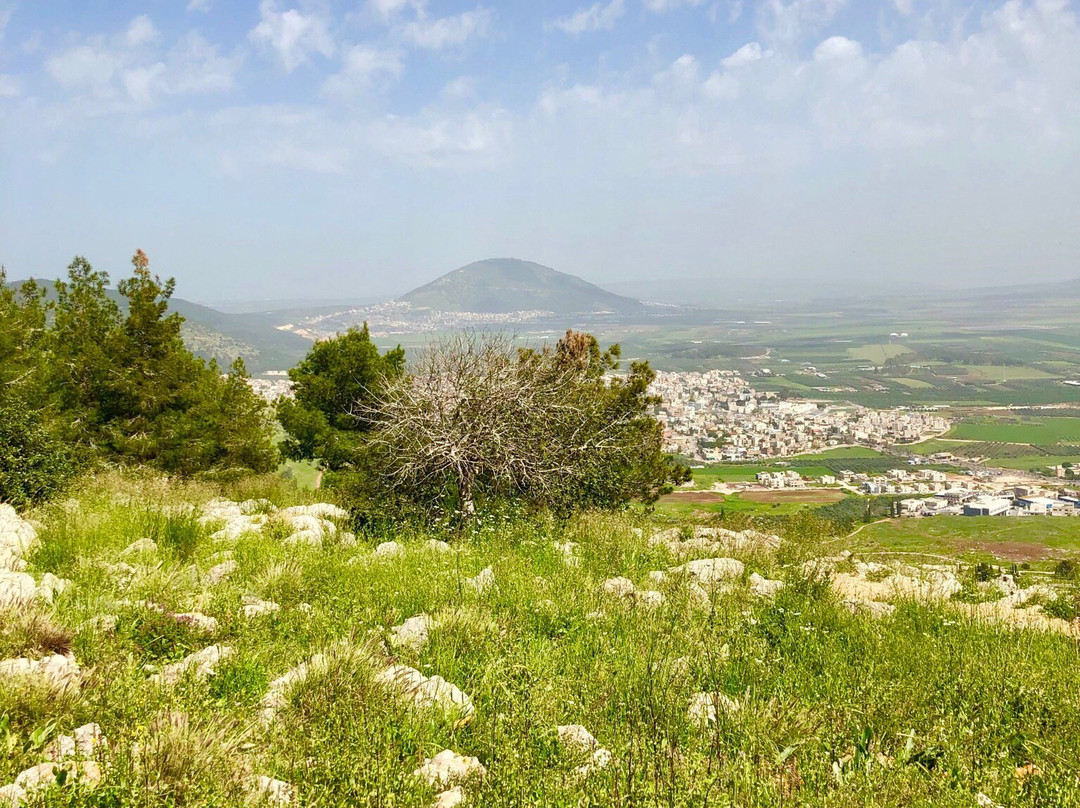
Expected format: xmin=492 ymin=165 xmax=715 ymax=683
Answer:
xmin=356 ymin=331 xmax=672 ymax=517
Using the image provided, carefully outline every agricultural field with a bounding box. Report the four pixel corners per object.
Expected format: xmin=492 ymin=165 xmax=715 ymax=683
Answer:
xmin=853 ymin=517 xmax=1080 ymax=568
xmin=657 ymin=489 xmax=847 ymax=518
xmin=5 ymin=473 xmax=1080 ymax=806
xmin=946 ymin=416 xmax=1080 ymax=445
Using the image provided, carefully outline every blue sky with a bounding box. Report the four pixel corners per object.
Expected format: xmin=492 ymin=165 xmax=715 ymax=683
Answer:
xmin=1 ymin=0 xmax=1078 ymax=302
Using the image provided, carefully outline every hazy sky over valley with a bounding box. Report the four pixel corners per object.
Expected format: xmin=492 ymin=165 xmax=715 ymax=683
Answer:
xmin=1 ymin=0 xmax=1078 ymax=302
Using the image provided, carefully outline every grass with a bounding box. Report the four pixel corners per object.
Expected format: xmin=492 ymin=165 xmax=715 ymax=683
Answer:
xmin=853 ymin=516 xmax=1080 ymax=566
xmin=3 ymin=472 xmax=1080 ymax=805
xmin=947 ymin=416 xmax=1080 ymax=445
xmin=846 ymin=343 xmax=913 ymax=362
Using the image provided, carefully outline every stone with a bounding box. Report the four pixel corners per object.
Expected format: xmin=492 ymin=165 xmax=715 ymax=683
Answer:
xmin=390 ymin=614 xmax=433 ymax=652
xmin=15 ymin=761 xmax=101 ymax=792
xmin=0 ymin=784 xmax=25 ymax=807
xmin=688 ymin=692 xmax=741 ymax=728
xmin=424 ymin=539 xmax=452 ymax=553
xmin=466 ymin=567 xmax=494 ymax=594
xmin=573 ymin=748 xmax=613 ymax=779
xmin=375 ymin=541 xmax=402 ymax=558
xmin=121 ymin=538 xmax=158 ymax=556
xmin=88 ymin=614 xmax=119 ymax=633
xmin=636 ymin=590 xmax=666 ymax=608
xmin=242 ymin=597 xmax=281 ymax=619
xmin=0 ymin=654 xmax=80 ymax=694
xmin=557 ymin=724 xmax=598 ymax=753
xmin=748 ymin=573 xmax=784 ymax=599
xmin=601 ymin=577 xmax=636 ymax=598
xmin=47 ymin=723 xmax=106 ymax=762
xmin=670 ymin=558 xmax=744 ymax=585
xmin=205 ymin=561 xmax=237 ymax=585
xmin=0 ymin=572 xmax=37 ymax=609
xmin=0 ymin=504 xmax=37 ymax=568
xmin=279 ymin=503 xmax=348 ymax=520
xmin=150 ymin=645 xmax=232 ymax=686
xmin=375 ymin=665 xmax=475 ymax=722
xmin=37 ymin=573 xmax=72 ymax=604
xmin=412 ymin=750 xmax=486 ymax=788
xmin=553 ymin=541 xmax=579 ymax=566
xmin=249 ymin=775 xmax=294 ymax=807
xmin=432 ymin=787 xmax=465 ymax=808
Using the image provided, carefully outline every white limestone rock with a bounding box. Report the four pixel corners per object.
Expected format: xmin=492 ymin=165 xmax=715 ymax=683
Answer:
xmin=466 ymin=567 xmax=494 ymax=594
xmin=279 ymin=503 xmax=348 ymax=520
xmin=748 ymin=573 xmax=784 ymax=599
xmin=432 ymin=787 xmax=465 ymax=808
xmin=0 ymin=654 xmax=81 ymax=694
xmin=242 ymin=597 xmax=281 ymax=619
xmin=671 ymin=558 xmax=744 ymax=585
xmin=205 ymin=560 xmax=238 ymax=585
xmin=688 ymin=691 xmax=741 ymax=728
xmin=557 ymin=724 xmax=599 ymax=753
xmin=0 ymin=784 xmax=26 ymax=807
xmin=375 ymin=541 xmax=402 ymax=558
xmin=0 ymin=572 xmax=37 ymax=609
xmin=412 ymin=749 xmax=486 ymax=788
xmin=248 ymin=775 xmax=295 ymax=807
xmin=46 ymin=723 xmax=107 ymax=762
xmin=150 ymin=645 xmax=232 ymax=686
xmin=15 ymin=761 xmax=101 ymax=792
xmin=390 ymin=614 xmax=434 ymax=652
xmin=424 ymin=539 xmax=452 ymax=554
xmin=121 ymin=538 xmax=158 ymax=557
xmin=601 ymin=577 xmax=636 ymax=598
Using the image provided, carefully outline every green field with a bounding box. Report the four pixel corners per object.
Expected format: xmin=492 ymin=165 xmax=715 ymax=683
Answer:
xmin=947 ymin=416 xmax=1080 ymax=445
xmin=854 ymin=516 xmax=1080 ymax=565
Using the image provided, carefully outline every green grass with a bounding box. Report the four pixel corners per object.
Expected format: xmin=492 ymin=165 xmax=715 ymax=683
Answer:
xmin=4 ymin=472 xmax=1080 ymax=806
xmin=853 ymin=516 xmax=1080 ymax=564
xmin=846 ymin=343 xmax=913 ymax=362
xmin=947 ymin=416 xmax=1080 ymax=445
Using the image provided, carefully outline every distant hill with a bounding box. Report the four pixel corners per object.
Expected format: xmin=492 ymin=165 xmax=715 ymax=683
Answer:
xmin=398 ymin=258 xmax=646 ymax=315
xmin=4 ymin=279 xmax=313 ymax=373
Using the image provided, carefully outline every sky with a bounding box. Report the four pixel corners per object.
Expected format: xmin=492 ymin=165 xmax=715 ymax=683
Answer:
xmin=0 ymin=0 xmax=1078 ymax=303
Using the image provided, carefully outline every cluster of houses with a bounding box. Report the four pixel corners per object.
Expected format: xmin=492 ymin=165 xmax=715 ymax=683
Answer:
xmin=898 ymin=487 xmax=1080 ymax=518
xmin=652 ymin=370 xmax=949 ymax=461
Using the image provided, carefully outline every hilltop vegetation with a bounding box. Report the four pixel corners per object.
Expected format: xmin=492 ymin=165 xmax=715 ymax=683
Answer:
xmin=0 ymin=254 xmax=277 ymax=506
xmin=2 ymin=472 xmax=1080 ymax=806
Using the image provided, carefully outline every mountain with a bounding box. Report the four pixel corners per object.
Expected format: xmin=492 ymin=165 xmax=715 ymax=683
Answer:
xmin=4 ymin=279 xmax=313 ymax=373
xmin=398 ymin=258 xmax=646 ymax=315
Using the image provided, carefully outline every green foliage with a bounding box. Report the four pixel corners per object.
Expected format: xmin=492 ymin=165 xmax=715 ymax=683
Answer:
xmin=1 ymin=253 xmax=277 ymax=506
xmin=277 ymin=324 xmax=404 ymax=470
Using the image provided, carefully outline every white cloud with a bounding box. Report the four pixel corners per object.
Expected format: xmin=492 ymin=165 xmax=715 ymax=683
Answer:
xmin=249 ymin=1 xmax=334 ymax=71
xmin=0 ymin=6 xmax=13 ymax=41
xmin=756 ymin=0 xmax=848 ymax=46
xmin=548 ymin=0 xmax=626 ymax=34
xmin=187 ymin=0 xmax=212 ymax=12
xmin=0 ymin=74 xmax=19 ymax=97
xmin=369 ymin=106 xmax=512 ymax=167
xmin=642 ymin=0 xmax=705 ymax=13
xmin=366 ymin=0 xmax=419 ymax=22
xmin=401 ymin=7 xmax=492 ymax=50
xmin=722 ymin=41 xmax=770 ymax=69
xmin=892 ymin=0 xmax=913 ymax=14
xmin=322 ymin=44 xmax=403 ymax=97
xmin=813 ymin=35 xmax=862 ymax=61
xmin=45 ymin=23 xmax=241 ymax=110
xmin=125 ymin=15 xmax=160 ymax=48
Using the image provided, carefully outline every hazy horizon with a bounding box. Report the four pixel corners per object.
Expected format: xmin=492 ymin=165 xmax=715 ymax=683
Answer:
xmin=2 ymin=0 xmax=1078 ymax=302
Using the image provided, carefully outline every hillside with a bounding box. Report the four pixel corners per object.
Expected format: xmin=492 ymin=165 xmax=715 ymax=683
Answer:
xmin=2 ymin=474 xmax=1079 ymax=805
xmin=398 ymin=259 xmax=646 ymax=315
xmin=4 ymin=280 xmax=312 ymax=373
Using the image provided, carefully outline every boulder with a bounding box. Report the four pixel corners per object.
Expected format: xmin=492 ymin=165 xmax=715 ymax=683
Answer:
xmin=748 ymin=573 xmax=784 ymax=599
xmin=248 ymin=775 xmax=295 ymax=807
xmin=150 ymin=645 xmax=232 ymax=686
xmin=0 ymin=654 xmax=80 ymax=694
xmin=375 ymin=541 xmax=402 ymax=558
xmin=242 ymin=597 xmax=281 ymax=619
xmin=0 ymin=572 xmax=37 ymax=609
xmin=573 ymin=748 xmax=613 ymax=779
xmin=15 ymin=760 xmax=101 ymax=792
xmin=557 ymin=724 xmax=598 ymax=753
xmin=670 ymin=558 xmax=744 ymax=585
xmin=375 ymin=665 xmax=475 ymax=722
xmin=279 ymin=503 xmax=348 ymax=520
xmin=688 ymin=691 xmax=741 ymax=728
xmin=0 ymin=784 xmax=25 ymax=807
xmin=121 ymin=538 xmax=158 ymax=557
xmin=432 ymin=787 xmax=465 ymax=808
xmin=173 ymin=612 xmax=219 ymax=634
xmin=466 ymin=567 xmax=494 ymax=594
xmin=412 ymin=750 xmax=486 ymax=788
xmin=424 ymin=539 xmax=452 ymax=554
xmin=390 ymin=614 xmax=433 ymax=652
xmin=46 ymin=723 xmax=107 ymax=762
xmin=601 ymin=577 xmax=635 ymax=598
xmin=205 ymin=561 xmax=237 ymax=585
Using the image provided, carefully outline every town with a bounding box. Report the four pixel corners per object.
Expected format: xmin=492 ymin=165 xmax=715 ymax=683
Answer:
xmin=652 ymin=370 xmax=950 ymax=461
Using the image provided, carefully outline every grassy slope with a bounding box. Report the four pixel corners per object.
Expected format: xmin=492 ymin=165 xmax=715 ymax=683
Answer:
xmin=3 ymin=474 xmax=1080 ymax=806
